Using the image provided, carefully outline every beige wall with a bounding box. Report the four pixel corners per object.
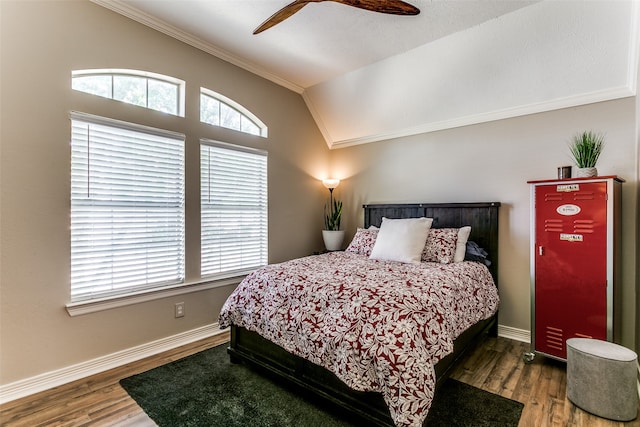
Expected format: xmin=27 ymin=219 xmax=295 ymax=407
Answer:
xmin=1 ymin=0 xmax=638 ymax=391
xmin=331 ymin=99 xmax=639 ymax=350
xmin=0 ymin=1 xmax=329 ymax=384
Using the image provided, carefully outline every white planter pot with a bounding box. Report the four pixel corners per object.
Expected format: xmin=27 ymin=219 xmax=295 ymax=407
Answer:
xmin=576 ymin=167 xmax=597 ymax=178
xmin=322 ymin=230 xmax=345 ymax=251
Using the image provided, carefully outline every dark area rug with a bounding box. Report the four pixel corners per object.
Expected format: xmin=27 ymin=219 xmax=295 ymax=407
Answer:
xmin=120 ymin=344 xmax=523 ymax=427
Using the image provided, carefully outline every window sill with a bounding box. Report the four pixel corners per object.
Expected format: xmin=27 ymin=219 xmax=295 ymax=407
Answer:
xmin=65 ymin=276 xmax=244 ymax=317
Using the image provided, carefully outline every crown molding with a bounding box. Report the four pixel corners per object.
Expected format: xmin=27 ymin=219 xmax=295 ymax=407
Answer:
xmin=322 ymin=1 xmax=640 ymax=149
xmin=301 ymin=90 xmax=334 ymax=149
xmin=326 ymin=85 xmax=635 ymax=149
xmin=90 ymin=0 xmax=304 ymax=94
xmin=91 ymin=0 xmax=639 ymax=150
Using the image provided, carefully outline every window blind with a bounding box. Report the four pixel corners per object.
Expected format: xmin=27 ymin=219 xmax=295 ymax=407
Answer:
xmin=200 ymin=141 xmax=267 ymax=277
xmin=70 ymin=113 xmax=185 ymax=301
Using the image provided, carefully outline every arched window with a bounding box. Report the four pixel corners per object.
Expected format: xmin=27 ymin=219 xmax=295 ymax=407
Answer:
xmin=200 ymin=88 xmax=267 ymax=137
xmin=72 ymin=69 xmax=185 ymax=116
xmin=67 ymin=71 xmax=269 ymax=312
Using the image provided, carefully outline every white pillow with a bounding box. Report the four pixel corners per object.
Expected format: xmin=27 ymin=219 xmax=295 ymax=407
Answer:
xmin=453 ymin=226 xmax=472 ymax=263
xmin=369 ymin=217 xmax=433 ymax=264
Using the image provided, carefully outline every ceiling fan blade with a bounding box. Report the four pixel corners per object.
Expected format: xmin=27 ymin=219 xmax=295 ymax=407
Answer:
xmin=334 ymin=0 xmax=420 ymax=15
xmin=254 ymin=0 xmax=419 ymax=34
xmin=253 ymin=1 xmax=311 ymax=34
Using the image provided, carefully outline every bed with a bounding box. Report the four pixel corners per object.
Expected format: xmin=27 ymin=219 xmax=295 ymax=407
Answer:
xmin=219 ymin=202 xmax=500 ymax=427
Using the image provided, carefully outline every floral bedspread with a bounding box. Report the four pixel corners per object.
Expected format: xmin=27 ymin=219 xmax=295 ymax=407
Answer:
xmin=218 ymin=251 xmax=499 ymax=427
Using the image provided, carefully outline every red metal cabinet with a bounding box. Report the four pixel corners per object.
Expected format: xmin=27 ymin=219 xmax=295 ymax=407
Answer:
xmin=527 ymin=176 xmax=622 ymax=361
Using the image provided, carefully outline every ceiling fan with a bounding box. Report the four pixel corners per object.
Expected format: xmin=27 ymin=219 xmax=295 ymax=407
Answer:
xmin=254 ymin=0 xmax=420 ymax=34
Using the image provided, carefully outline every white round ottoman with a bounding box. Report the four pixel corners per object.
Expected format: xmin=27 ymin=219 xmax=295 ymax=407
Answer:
xmin=566 ymin=338 xmax=638 ymax=421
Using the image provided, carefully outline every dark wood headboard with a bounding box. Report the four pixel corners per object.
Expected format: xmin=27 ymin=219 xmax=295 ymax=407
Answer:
xmin=363 ymin=202 xmax=501 ymax=284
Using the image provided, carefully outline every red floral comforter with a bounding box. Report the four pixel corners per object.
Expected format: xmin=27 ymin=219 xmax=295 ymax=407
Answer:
xmin=219 ymin=251 xmax=499 ymax=427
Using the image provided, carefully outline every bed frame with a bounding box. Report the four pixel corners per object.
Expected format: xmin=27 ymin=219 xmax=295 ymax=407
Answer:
xmin=227 ymin=202 xmax=501 ymax=426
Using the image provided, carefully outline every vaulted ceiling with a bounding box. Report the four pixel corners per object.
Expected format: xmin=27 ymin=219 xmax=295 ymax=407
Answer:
xmin=94 ymin=1 xmax=638 ymax=147
xmin=99 ymin=0 xmax=536 ymax=90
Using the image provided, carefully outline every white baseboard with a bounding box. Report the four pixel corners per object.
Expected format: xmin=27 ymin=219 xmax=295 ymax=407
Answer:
xmin=498 ymin=324 xmax=531 ymax=343
xmin=0 ymin=323 xmax=582 ymax=405
xmin=0 ymin=323 xmax=227 ymax=404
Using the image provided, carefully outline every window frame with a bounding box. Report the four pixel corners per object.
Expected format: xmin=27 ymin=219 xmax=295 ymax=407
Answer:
xmin=69 ymin=111 xmax=187 ymax=303
xmin=72 ymin=69 xmax=186 ymax=117
xmin=66 ymin=71 xmax=270 ymax=316
xmin=200 ymin=87 xmax=268 ymax=137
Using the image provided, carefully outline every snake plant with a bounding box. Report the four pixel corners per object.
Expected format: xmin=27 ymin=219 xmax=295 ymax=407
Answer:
xmin=324 ymin=199 xmax=342 ymax=231
xmin=569 ymin=131 xmax=605 ymax=168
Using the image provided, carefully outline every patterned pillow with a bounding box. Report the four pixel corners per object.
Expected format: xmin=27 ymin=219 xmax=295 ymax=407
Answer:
xmin=345 ymin=228 xmax=379 ymax=256
xmin=421 ymin=228 xmax=460 ymax=264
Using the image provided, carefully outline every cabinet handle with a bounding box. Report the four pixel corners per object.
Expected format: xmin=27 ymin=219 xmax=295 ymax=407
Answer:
xmin=539 ymin=246 xmax=544 ymax=256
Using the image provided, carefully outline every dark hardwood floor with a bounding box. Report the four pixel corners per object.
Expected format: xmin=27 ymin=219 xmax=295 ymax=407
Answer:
xmin=1 ymin=333 xmax=638 ymax=426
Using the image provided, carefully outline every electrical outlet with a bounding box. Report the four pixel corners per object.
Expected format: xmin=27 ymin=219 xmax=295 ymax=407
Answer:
xmin=175 ymin=302 xmax=185 ymax=318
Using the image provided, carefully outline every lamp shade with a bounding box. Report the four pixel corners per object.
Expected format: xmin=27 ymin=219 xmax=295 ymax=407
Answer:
xmin=322 ymin=178 xmax=340 ymax=190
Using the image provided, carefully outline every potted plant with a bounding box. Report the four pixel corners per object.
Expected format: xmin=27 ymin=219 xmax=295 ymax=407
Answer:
xmin=321 ymin=179 xmax=344 ymax=251
xmin=569 ymin=131 xmax=605 ymax=177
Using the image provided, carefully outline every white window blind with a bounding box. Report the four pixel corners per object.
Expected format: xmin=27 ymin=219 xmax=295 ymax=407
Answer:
xmin=200 ymin=141 xmax=267 ymax=277
xmin=70 ymin=113 xmax=185 ymax=301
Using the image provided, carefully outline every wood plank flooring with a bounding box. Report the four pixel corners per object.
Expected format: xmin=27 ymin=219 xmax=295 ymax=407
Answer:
xmin=1 ymin=334 xmax=638 ymax=426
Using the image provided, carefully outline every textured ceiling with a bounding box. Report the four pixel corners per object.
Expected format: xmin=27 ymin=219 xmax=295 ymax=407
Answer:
xmin=103 ymin=0 xmax=538 ymax=91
